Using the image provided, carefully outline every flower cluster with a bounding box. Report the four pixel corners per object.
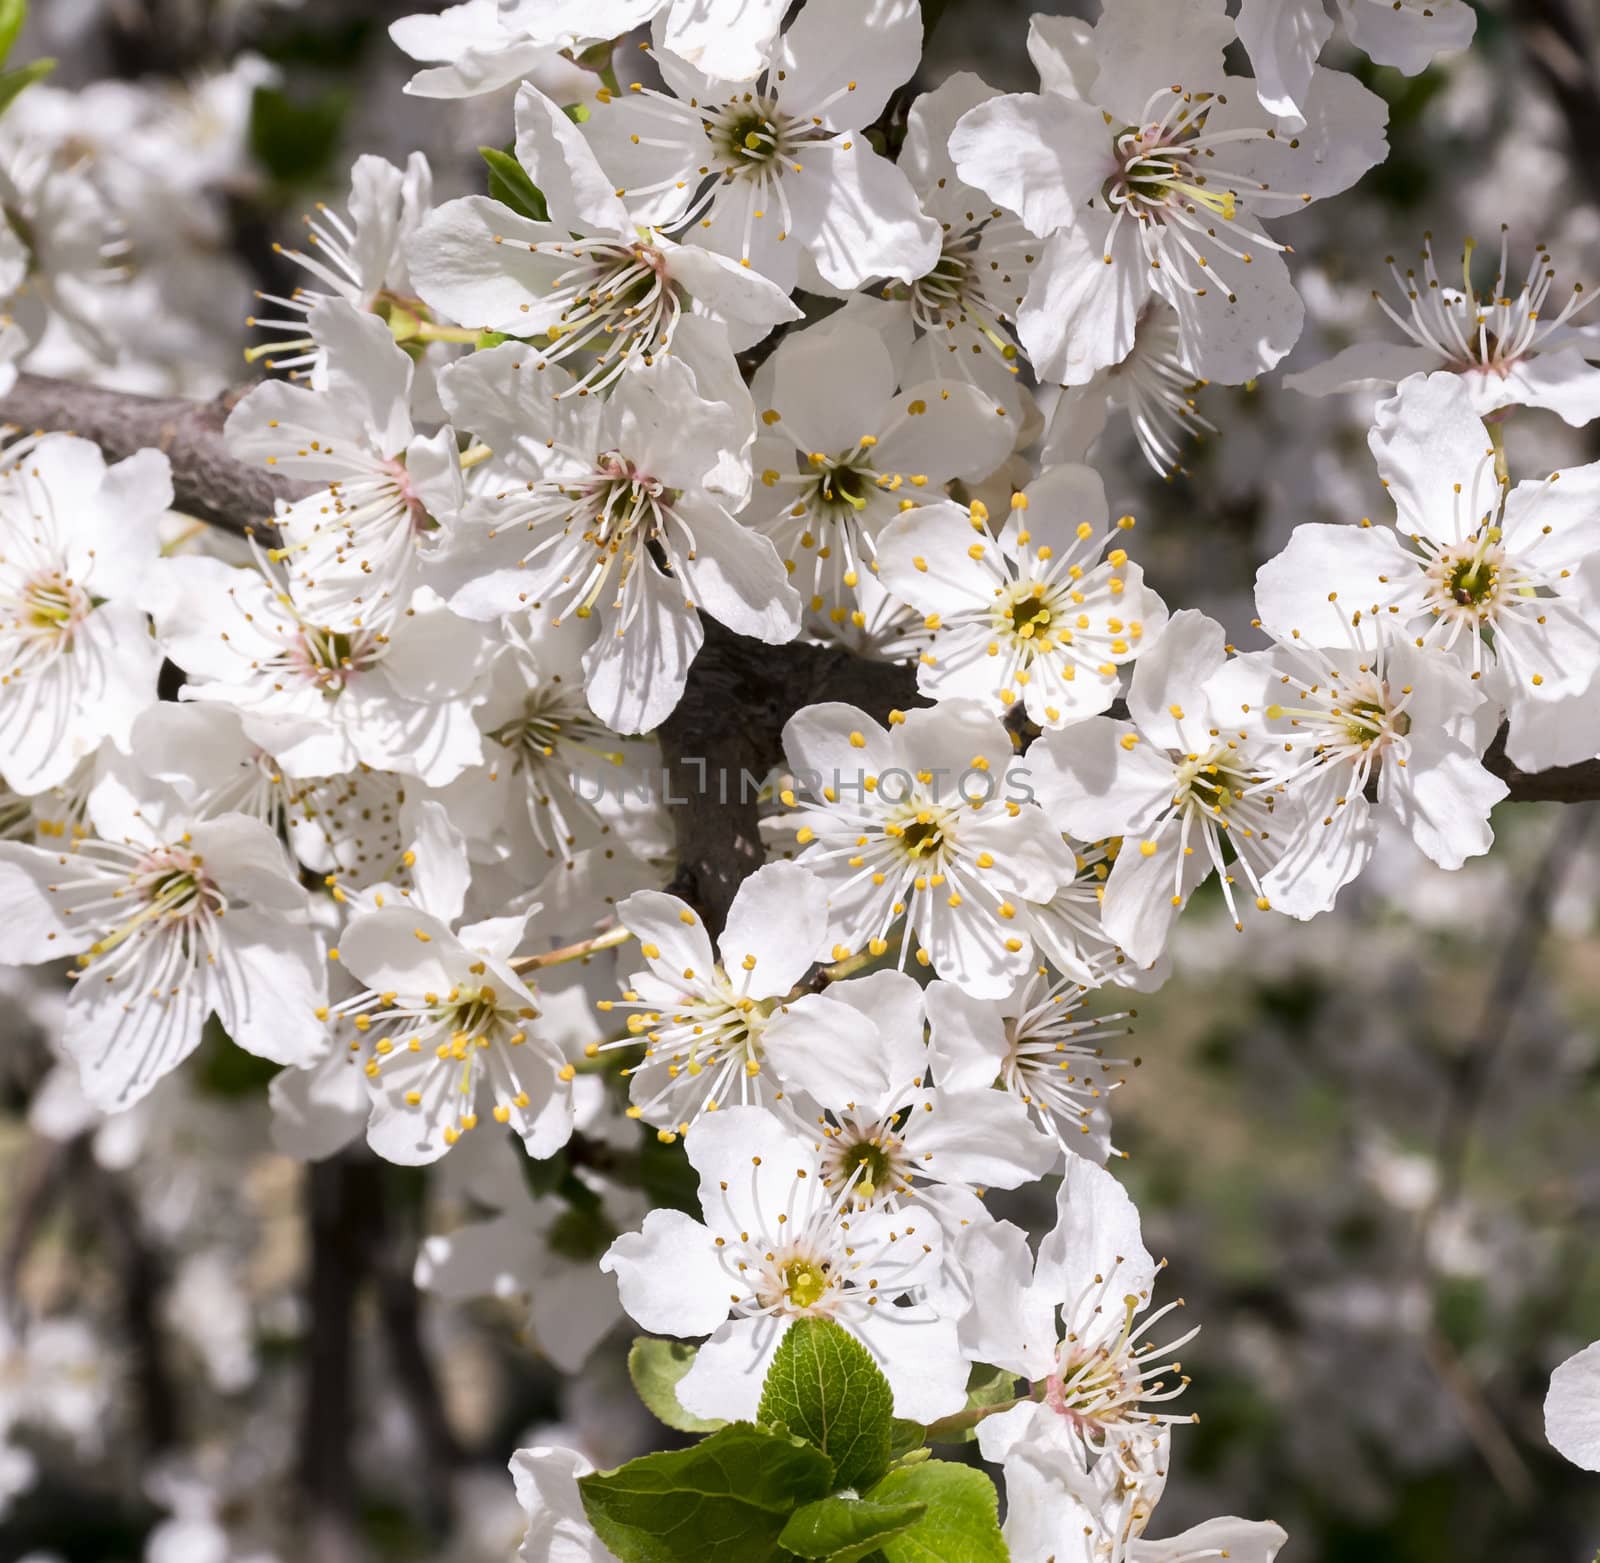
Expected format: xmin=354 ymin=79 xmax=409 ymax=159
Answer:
xmin=4 ymin=0 xmax=1598 ymax=1556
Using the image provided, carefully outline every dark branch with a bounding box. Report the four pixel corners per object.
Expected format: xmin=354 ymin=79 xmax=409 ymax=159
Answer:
xmin=299 ymin=1154 xmax=382 ymax=1563
xmin=1482 ymin=730 xmax=1600 ymax=804
xmin=657 ymin=622 xmax=919 ymax=932
xmin=0 ymin=371 xmax=303 ymax=537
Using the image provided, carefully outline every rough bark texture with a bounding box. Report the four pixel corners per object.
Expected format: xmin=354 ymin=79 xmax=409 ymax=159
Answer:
xmin=0 ymin=371 xmax=305 ymax=536
xmin=657 ymin=620 xmax=918 ymax=934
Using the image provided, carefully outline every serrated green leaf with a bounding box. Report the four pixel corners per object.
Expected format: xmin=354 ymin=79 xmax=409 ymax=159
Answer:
xmin=0 ymin=0 xmax=26 ymax=68
xmin=479 ymin=146 xmax=548 ymax=222
xmin=578 ymin=1421 xmax=833 ymax=1563
xmin=757 ymin=1319 xmax=895 ymax=1494
xmin=866 ymin=1462 xmax=1007 ymax=1563
xmin=778 ymin=1495 xmax=926 ymax=1562
xmin=0 ymin=56 xmax=51 ymax=118
xmin=888 ymin=1419 xmax=925 ymax=1461
xmin=628 ymin=1337 xmax=727 ymax=1435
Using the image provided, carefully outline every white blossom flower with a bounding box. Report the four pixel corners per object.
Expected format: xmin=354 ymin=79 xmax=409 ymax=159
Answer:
xmin=0 ymin=435 xmax=171 ymax=795
xmin=151 ymin=554 xmax=490 ymax=787
xmin=408 ymin=85 xmax=800 ymax=392
xmin=599 ymin=861 xmax=880 ymax=1137
xmin=1003 ymin=1444 xmax=1287 ymax=1563
xmin=0 ymin=772 xmax=325 ymax=1111
xmin=1027 ymin=612 xmax=1299 ymax=968
xmin=389 ymin=1 xmax=595 ymax=101
xmin=1204 ymin=628 xmax=1507 ymax=916
xmin=1255 ymin=371 xmax=1600 ymax=770
xmin=746 ymin=312 xmax=1015 ymax=611
xmin=226 ymin=297 xmax=463 ymax=618
xmin=247 ymin=152 xmax=434 ymax=383
xmin=960 ymin=1159 xmax=1196 ymax=1473
xmin=781 ymin=698 xmax=1074 ymax=996
xmin=794 ymin=968 xmax=1059 ymax=1234
xmin=926 ymin=968 xmax=1131 ymax=1164
xmin=872 ymin=72 xmax=1040 ymax=420
xmin=509 ymin=0 xmax=787 ymax=84
xmin=1018 ymin=838 xmax=1158 ymax=991
xmin=437 ymin=622 xmax=666 ymax=871
xmin=571 ymin=0 xmax=940 ymax=293
xmin=325 ymin=803 xmax=581 ymax=1164
xmin=876 ymin=469 xmax=1167 ymax=727
xmin=1545 ymin=1339 xmax=1600 ymax=1472
xmin=949 ymin=0 xmax=1388 ymax=385
xmin=506 ymin=1444 xmax=616 ymax=1563
xmin=130 ymin=701 xmax=413 ymax=889
xmin=1238 ymin=0 xmax=1474 ymax=126
xmin=416 ymin=1120 xmax=645 ymax=1372
xmin=0 ymin=1314 xmax=114 ymax=1460
xmin=434 ymin=338 xmax=798 ymax=735
xmin=1286 ymin=233 xmax=1600 ymax=427
xmin=0 ymin=136 xmax=127 ymax=359
xmin=601 ymin=1104 xmax=966 ymax=1422
xmin=1039 ymin=303 xmax=1215 ymax=478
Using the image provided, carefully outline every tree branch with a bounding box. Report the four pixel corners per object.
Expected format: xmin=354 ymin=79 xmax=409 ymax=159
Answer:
xmin=3 ymin=373 xmax=1600 ymax=933
xmin=657 ymin=621 xmax=918 ymax=932
xmin=0 ymin=371 xmax=303 ymax=536
xmin=299 ymin=1154 xmax=383 ymax=1563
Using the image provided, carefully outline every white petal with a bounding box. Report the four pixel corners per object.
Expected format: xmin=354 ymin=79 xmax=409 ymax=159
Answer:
xmin=1546 ymin=1340 xmax=1600 ymax=1472
xmin=1086 ymin=0 xmax=1234 ymax=124
xmin=1018 ymin=218 xmax=1147 ymax=388
xmin=1035 ymin=1158 xmax=1156 ymax=1308
xmin=208 ymin=908 xmax=327 ymax=1066
xmin=1235 ymin=0 xmax=1335 ymax=124
xmin=719 ymin=861 xmax=832 ymax=997
xmin=600 ymin=1207 xmax=730 ymax=1338
xmin=514 ymin=83 xmax=631 ymax=233
xmin=509 ymin=1445 xmax=617 ymax=1563
xmin=1369 ymin=372 xmax=1498 ymax=545
xmin=1337 ymin=0 xmax=1475 ymax=74
xmin=949 ymin=93 xmax=1110 ymax=238
xmin=1284 ymin=340 xmax=1441 ymax=398
xmin=675 ymin=1315 xmax=784 ymax=1422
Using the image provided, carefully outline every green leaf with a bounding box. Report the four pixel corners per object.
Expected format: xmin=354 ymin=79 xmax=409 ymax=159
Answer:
xmin=578 ymin=1421 xmax=834 ymax=1563
xmin=888 ymin=1420 xmax=925 ymax=1461
xmin=778 ymin=1495 xmax=926 ymax=1562
xmin=0 ymin=0 xmax=26 ymax=68
xmin=757 ymin=1318 xmax=895 ymax=1494
xmin=250 ymin=84 xmax=351 ymax=184
xmin=0 ymin=56 xmax=51 ymax=118
xmin=628 ymin=1337 xmax=728 ymax=1435
xmin=479 ymin=146 xmax=548 ymax=222
xmin=866 ymin=1462 xmax=1007 ymax=1563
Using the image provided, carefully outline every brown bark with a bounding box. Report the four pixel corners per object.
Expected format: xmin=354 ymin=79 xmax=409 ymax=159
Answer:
xmin=0 ymin=371 xmax=304 ymax=537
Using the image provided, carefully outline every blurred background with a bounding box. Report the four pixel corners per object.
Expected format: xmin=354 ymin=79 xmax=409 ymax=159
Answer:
xmin=2 ymin=1 xmax=1599 ymax=1559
